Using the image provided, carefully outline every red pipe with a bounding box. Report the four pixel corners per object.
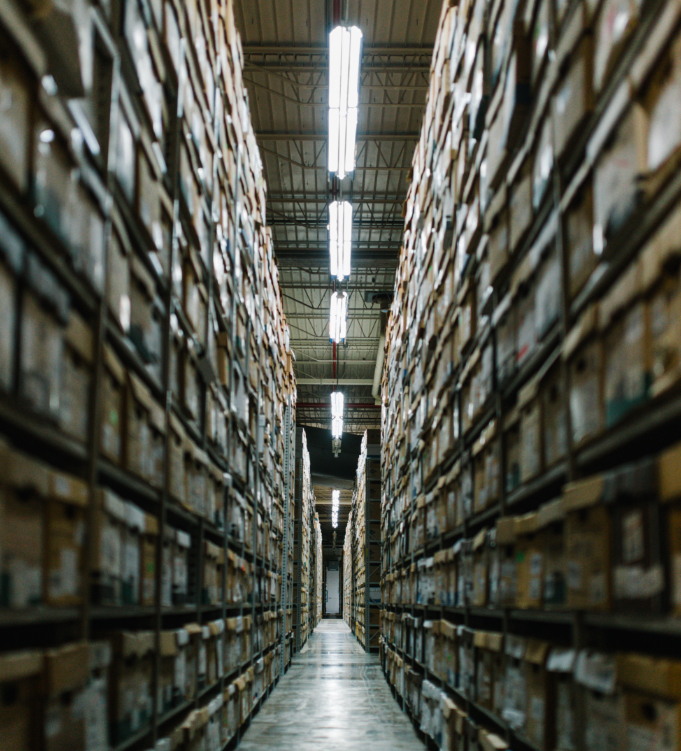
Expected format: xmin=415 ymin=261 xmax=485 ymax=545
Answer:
xmin=333 ymin=0 xmax=341 ymax=25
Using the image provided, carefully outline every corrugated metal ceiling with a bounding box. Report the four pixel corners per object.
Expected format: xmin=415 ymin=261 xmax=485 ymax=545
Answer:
xmin=233 ymin=0 xmax=441 ymax=434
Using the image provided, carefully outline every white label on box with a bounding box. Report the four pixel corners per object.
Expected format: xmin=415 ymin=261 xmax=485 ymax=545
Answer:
xmin=199 ymin=643 xmax=207 ymax=676
xmin=614 ymin=564 xmax=664 ymax=599
xmin=101 ymin=526 xmax=121 ymax=578
xmin=124 ymin=539 xmax=140 ymax=601
xmin=175 ymin=652 xmax=186 ymax=691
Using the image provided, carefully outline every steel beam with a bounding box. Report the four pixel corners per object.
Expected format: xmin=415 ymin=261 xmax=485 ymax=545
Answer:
xmin=256 ymin=132 xmax=420 ymax=141
xmin=297 ymin=378 xmax=374 ymax=385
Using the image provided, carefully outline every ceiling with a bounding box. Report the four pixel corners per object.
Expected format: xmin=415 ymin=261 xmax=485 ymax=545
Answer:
xmin=233 ymin=0 xmax=442 ymax=437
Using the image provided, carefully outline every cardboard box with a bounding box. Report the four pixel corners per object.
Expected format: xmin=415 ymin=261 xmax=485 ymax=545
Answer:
xmin=44 ymin=643 xmax=89 ymax=751
xmin=44 ymin=468 xmax=88 ymax=606
xmin=173 ymin=529 xmax=192 ymax=605
xmin=0 ymin=214 xmax=22 ymax=392
xmin=503 ymin=407 xmax=522 ymax=493
xmin=600 ymin=260 xmax=649 ymax=427
xmin=593 ymin=105 xmax=647 ymax=254
xmin=519 ymin=376 xmax=543 ymax=483
xmin=475 ymin=631 xmax=504 ymax=710
xmin=109 ymin=631 xmax=154 ymax=744
xmin=547 ymin=648 xmax=577 ymax=751
xmin=606 ymin=458 xmax=664 ymax=613
xmin=540 ymin=360 xmax=568 ymax=468
xmin=566 ymin=179 xmax=597 ymax=300
xmin=0 ymin=53 xmax=30 ymax=191
xmin=509 ymin=171 xmax=533 ymax=254
xmin=20 ymin=254 xmax=67 ymax=418
xmin=91 ymin=488 xmax=127 ymax=605
xmin=169 ymin=414 xmax=187 ymax=505
xmin=525 ymin=640 xmax=555 ymax=750
xmin=514 ymin=512 xmax=544 ymax=609
xmin=100 ymin=346 xmax=125 ymax=464
xmin=565 ymin=305 xmax=603 ymax=446
xmin=203 ymin=541 xmax=224 ymax=605
xmin=576 ymin=650 xmax=622 ymax=750
xmin=0 ymin=447 xmax=47 ymax=607
xmin=33 ymin=117 xmax=73 ymax=245
xmin=503 ymin=635 xmax=528 ymax=731
xmin=538 ymin=498 xmax=567 ymax=608
xmin=125 ymin=373 xmax=152 ymax=479
xmin=60 ymin=311 xmax=93 ymax=441
xmin=496 ymin=516 xmax=518 ymax=607
xmin=107 ymin=218 xmax=131 ymax=331
xmin=122 ymin=502 xmax=145 ymax=605
xmin=641 ymin=203 xmax=681 ymax=398
xmin=140 ymin=513 xmax=158 ymax=606
xmin=0 ymin=650 xmax=42 ymax=751
xmin=564 ymin=476 xmax=611 ymax=610
xmin=554 ymin=31 xmax=593 ymax=158
xmin=158 ymin=630 xmax=178 ymax=713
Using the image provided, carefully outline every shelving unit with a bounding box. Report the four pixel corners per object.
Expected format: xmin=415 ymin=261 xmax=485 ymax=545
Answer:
xmin=0 ymin=0 xmax=297 ymax=749
xmin=292 ymin=428 xmax=323 ymax=652
xmin=342 ymin=431 xmax=382 ymax=653
xmin=379 ymin=0 xmax=681 ymax=746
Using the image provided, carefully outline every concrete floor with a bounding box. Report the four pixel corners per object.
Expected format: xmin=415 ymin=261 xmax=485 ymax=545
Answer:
xmin=239 ymin=620 xmax=425 ymax=750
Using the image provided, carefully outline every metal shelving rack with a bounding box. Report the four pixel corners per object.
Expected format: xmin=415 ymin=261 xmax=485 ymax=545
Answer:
xmin=0 ymin=0 xmax=296 ymax=749
xmin=377 ymin=0 xmax=681 ymax=745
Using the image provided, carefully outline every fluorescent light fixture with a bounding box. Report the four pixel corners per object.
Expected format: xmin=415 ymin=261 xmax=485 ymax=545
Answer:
xmin=329 ymin=200 xmax=352 ymax=280
xmin=331 ymin=391 xmax=344 ymax=439
xmin=328 ymin=25 xmax=362 ymax=178
xmin=332 ymin=490 xmax=340 ymax=507
xmin=329 ymin=291 xmax=348 ymax=343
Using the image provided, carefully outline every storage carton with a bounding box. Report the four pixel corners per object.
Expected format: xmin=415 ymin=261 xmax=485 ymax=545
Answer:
xmin=100 ymin=346 xmax=125 ymax=464
xmin=0 ymin=53 xmax=30 ymax=191
xmin=600 ymin=259 xmax=649 ymax=427
xmin=91 ymin=488 xmax=127 ymax=605
xmin=109 ymin=632 xmax=154 ymax=745
xmin=44 ymin=643 xmax=89 ymax=751
xmin=547 ymin=648 xmax=577 ymax=751
xmin=565 ymin=304 xmax=603 ymax=446
xmin=0 ymin=650 xmax=42 ymax=751
xmin=0 ymin=213 xmax=23 ymax=392
xmin=45 ymin=468 xmax=88 ymax=606
xmin=20 ymin=253 xmax=68 ymax=418
xmin=525 ymin=640 xmax=555 ymax=750
xmin=564 ymin=476 xmax=611 ymax=610
xmin=0 ymin=447 xmax=48 ymax=608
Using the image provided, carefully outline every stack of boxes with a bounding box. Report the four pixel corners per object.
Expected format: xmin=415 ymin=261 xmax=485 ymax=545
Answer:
xmin=343 ymin=431 xmax=382 ymax=652
xmin=292 ymin=430 xmax=323 ymax=651
xmin=0 ymin=0 xmax=297 ymax=747
xmin=381 ymin=0 xmax=681 ymax=743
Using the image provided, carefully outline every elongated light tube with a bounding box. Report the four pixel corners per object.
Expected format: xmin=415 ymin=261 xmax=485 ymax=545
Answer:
xmin=329 ymin=25 xmax=362 ymax=179
xmin=329 ymin=200 xmax=352 ymax=280
xmin=329 ymin=291 xmax=347 ymax=343
xmin=331 ymin=391 xmax=344 ymax=439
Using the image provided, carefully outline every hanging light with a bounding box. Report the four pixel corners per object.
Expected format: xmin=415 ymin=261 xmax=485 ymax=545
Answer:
xmin=329 ymin=200 xmax=352 ymax=280
xmin=329 ymin=291 xmax=348 ymax=343
xmin=331 ymin=391 xmax=344 ymax=439
xmin=332 ymin=489 xmax=340 ymax=527
xmin=328 ymin=25 xmax=362 ymax=179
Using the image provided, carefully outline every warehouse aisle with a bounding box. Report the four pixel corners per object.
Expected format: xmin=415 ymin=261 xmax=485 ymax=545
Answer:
xmin=238 ymin=621 xmax=425 ymax=750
